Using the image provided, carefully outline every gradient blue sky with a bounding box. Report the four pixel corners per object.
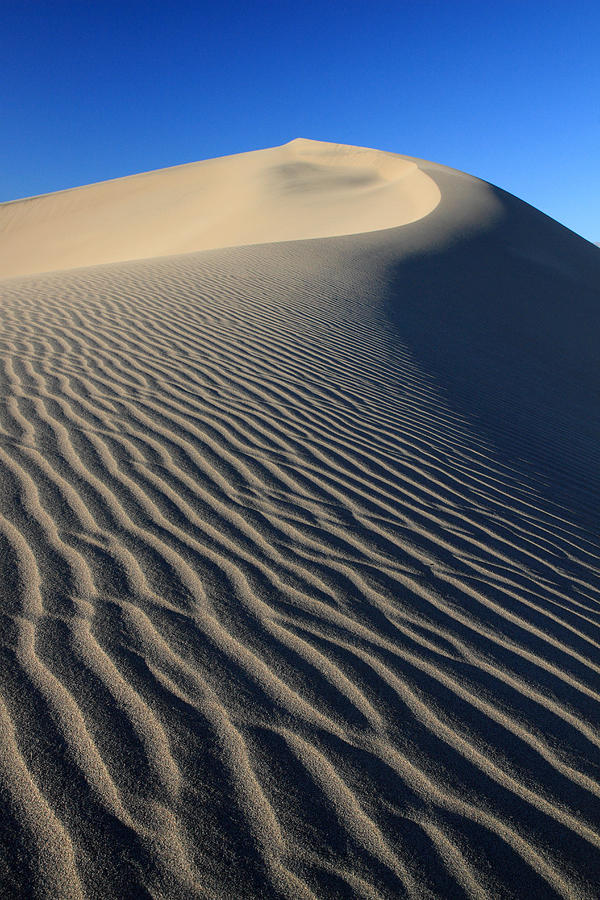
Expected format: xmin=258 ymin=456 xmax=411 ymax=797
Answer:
xmin=2 ymin=0 xmax=599 ymax=240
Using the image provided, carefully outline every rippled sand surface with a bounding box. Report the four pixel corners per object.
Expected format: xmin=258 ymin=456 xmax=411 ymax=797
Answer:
xmin=0 ymin=141 xmax=599 ymax=898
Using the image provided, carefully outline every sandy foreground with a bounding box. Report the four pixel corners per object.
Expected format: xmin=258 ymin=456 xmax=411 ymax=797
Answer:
xmin=0 ymin=139 xmax=599 ymax=899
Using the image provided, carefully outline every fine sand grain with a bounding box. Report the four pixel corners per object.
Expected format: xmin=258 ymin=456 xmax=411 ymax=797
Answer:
xmin=0 ymin=140 xmax=599 ymax=898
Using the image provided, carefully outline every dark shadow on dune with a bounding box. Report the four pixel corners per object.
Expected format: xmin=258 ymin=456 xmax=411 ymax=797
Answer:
xmin=383 ymin=176 xmax=600 ymax=531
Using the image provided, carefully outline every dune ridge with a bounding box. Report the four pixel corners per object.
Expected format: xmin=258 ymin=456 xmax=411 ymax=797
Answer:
xmin=0 ymin=140 xmax=599 ymax=898
xmin=0 ymin=138 xmax=440 ymax=279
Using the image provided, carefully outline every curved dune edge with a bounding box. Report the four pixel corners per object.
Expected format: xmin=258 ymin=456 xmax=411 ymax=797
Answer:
xmin=0 ymin=138 xmax=441 ymax=279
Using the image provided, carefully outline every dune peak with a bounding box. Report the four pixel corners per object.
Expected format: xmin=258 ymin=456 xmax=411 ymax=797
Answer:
xmin=0 ymin=139 xmax=441 ymax=279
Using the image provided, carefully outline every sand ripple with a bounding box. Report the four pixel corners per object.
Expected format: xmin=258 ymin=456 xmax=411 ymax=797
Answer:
xmin=0 ymin=240 xmax=598 ymax=898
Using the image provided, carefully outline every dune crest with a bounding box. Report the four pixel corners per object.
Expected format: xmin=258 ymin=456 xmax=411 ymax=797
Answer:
xmin=0 ymin=138 xmax=441 ymax=279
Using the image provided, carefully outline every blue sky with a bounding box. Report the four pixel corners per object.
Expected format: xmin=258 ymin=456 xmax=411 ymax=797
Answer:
xmin=2 ymin=0 xmax=599 ymax=240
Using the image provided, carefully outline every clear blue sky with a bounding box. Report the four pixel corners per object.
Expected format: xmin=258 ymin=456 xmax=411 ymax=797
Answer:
xmin=2 ymin=0 xmax=599 ymax=240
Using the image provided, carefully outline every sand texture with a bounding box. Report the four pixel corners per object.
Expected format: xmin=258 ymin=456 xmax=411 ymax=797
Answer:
xmin=0 ymin=140 xmax=599 ymax=898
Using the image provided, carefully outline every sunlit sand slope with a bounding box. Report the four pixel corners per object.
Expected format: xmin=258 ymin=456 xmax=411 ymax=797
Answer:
xmin=0 ymin=138 xmax=440 ymax=279
xmin=0 ymin=141 xmax=599 ymax=899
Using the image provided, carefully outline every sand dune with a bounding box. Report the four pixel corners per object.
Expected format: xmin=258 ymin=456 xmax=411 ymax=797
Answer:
xmin=0 ymin=140 xmax=599 ymax=899
xmin=0 ymin=139 xmax=440 ymax=279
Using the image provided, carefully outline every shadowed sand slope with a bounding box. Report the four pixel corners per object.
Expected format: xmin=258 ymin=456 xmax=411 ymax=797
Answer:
xmin=0 ymin=141 xmax=599 ymax=899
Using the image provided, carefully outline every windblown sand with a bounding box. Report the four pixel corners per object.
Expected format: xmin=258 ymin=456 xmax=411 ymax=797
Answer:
xmin=0 ymin=139 xmax=599 ymax=899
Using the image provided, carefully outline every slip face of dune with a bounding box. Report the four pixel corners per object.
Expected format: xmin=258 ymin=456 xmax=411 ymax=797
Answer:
xmin=0 ymin=138 xmax=440 ymax=279
xmin=0 ymin=141 xmax=599 ymax=899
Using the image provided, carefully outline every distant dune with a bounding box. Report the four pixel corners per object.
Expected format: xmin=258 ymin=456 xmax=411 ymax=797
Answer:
xmin=0 ymin=140 xmax=599 ymax=899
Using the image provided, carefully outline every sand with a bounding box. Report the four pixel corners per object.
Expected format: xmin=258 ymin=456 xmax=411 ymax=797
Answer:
xmin=0 ymin=139 xmax=599 ymax=899
xmin=0 ymin=139 xmax=440 ymax=279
